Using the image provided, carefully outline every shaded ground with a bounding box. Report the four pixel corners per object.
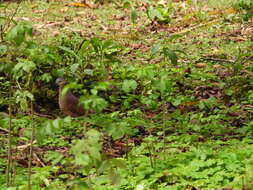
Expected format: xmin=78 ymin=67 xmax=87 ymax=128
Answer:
xmin=0 ymin=0 xmax=253 ymax=189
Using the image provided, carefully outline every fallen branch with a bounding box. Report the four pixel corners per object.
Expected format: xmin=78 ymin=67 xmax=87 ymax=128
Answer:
xmin=33 ymin=152 xmax=46 ymax=167
xmin=17 ymin=140 xmax=37 ymax=150
xmin=200 ymin=57 xmax=235 ymax=63
xmin=0 ymin=127 xmax=9 ymax=133
xmin=172 ymin=18 xmax=223 ymax=36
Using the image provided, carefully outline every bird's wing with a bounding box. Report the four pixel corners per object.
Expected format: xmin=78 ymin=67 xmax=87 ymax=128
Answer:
xmin=64 ymin=92 xmax=85 ymax=116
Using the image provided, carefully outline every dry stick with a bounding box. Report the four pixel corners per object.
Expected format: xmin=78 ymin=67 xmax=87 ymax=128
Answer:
xmin=21 ymin=110 xmax=53 ymax=119
xmin=17 ymin=140 xmax=37 ymax=150
xmin=200 ymin=57 xmax=235 ymax=63
xmin=0 ymin=25 xmax=3 ymax=42
xmin=0 ymin=127 xmax=9 ymax=133
xmin=32 ymin=153 xmax=46 ymax=167
xmin=171 ymin=18 xmax=223 ymax=36
xmin=125 ymin=135 xmax=129 ymax=160
xmin=27 ymin=102 xmax=35 ymax=190
xmin=6 ymin=104 xmax=12 ymax=187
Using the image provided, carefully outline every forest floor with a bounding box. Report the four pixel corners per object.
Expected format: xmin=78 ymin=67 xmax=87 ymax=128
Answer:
xmin=0 ymin=0 xmax=253 ymax=189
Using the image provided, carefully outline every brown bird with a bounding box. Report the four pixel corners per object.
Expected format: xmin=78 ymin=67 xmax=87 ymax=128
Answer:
xmin=55 ymin=78 xmax=85 ymax=117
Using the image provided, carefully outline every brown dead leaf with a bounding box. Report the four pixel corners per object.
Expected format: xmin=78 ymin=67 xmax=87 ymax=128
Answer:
xmin=179 ymin=101 xmax=198 ymax=113
xmin=52 ymin=31 xmax=60 ymax=37
xmin=60 ymin=7 xmax=69 ymax=13
xmin=34 ymin=22 xmax=63 ymax=29
xmin=241 ymin=27 xmax=253 ymax=36
xmin=145 ymin=111 xmax=157 ymax=119
xmin=195 ymin=63 xmax=206 ymax=68
xmin=130 ymin=43 xmax=145 ymax=49
xmin=114 ymin=141 xmax=127 ymax=147
xmin=195 ymin=86 xmax=222 ymax=100
xmin=213 ymin=64 xmax=222 ymax=69
xmin=229 ymin=36 xmax=247 ymax=42
xmin=104 ymin=148 xmax=119 ymax=157
xmin=33 ymin=9 xmax=45 ymax=13
xmin=66 ymin=2 xmax=91 ymax=8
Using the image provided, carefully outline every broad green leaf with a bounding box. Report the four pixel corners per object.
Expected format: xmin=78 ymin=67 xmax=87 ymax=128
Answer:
xmin=58 ymin=46 xmax=81 ymax=64
xmin=123 ymin=1 xmax=131 ymax=8
xmin=150 ymin=43 xmax=162 ymax=57
xmin=0 ymin=45 xmax=7 ymax=56
xmin=6 ymin=23 xmax=32 ymax=46
xmin=14 ymin=58 xmax=36 ymax=73
xmin=162 ymin=48 xmax=178 ymax=65
xmin=80 ymin=95 xmax=108 ymax=113
xmin=122 ymin=79 xmax=137 ymax=93
xmin=158 ymin=75 xmax=172 ymax=94
xmin=14 ymin=90 xmax=34 ymax=111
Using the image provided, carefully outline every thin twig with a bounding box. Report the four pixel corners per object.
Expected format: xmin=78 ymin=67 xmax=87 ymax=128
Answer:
xmin=171 ymin=18 xmax=222 ymax=36
xmin=4 ymin=0 xmax=23 ymax=33
xmin=200 ymin=57 xmax=235 ymax=63
xmin=23 ymin=110 xmax=54 ymax=119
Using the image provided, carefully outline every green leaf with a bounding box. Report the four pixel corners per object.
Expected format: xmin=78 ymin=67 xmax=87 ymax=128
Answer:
xmin=40 ymin=73 xmax=52 ymax=82
xmin=6 ymin=23 xmax=32 ymax=46
xmin=110 ymin=158 xmax=127 ymax=169
xmin=90 ymin=38 xmax=102 ymax=53
xmin=123 ymin=1 xmax=131 ymax=8
xmin=102 ymin=39 xmax=113 ymax=51
xmin=158 ymin=75 xmax=173 ymax=94
xmin=80 ymin=95 xmax=108 ymax=113
xmin=131 ymin=8 xmax=138 ymax=24
xmin=6 ymin=24 xmax=25 ymax=45
xmin=86 ymin=129 xmax=101 ymax=141
xmin=147 ymin=6 xmax=163 ymax=21
xmin=162 ymin=48 xmax=178 ymax=65
xmin=122 ymin=79 xmax=137 ymax=93
xmin=150 ymin=43 xmax=162 ymax=57
xmin=58 ymin=46 xmax=81 ymax=64
xmin=14 ymin=90 xmax=34 ymax=111
xmin=0 ymin=45 xmax=7 ymax=56
xmin=61 ymin=82 xmax=83 ymax=97
xmin=17 ymin=59 xmax=36 ymax=72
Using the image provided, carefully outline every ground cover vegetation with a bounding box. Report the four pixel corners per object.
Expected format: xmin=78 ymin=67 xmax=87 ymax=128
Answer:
xmin=0 ymin=0 xmax=253 ymax=189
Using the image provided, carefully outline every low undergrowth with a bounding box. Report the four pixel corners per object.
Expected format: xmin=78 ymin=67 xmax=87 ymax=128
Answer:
xmin=0 ymin=0 xmax=253 ymax=189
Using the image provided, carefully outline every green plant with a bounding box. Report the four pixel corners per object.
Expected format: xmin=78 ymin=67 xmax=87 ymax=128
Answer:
xmin=146 ymin=4 xmax=173 ymax=24
xmin=234 ymin=0 xmax=253 ymax=21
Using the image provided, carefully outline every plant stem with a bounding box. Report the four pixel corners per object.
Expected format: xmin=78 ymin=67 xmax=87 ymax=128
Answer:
xmin=147 ymin=145 xmax=154 ymax=168
xmin=162 ymin=97 xmax=166 ymax=160
xmin=27 ymin=102 xmax=35 ymax=190
xmin=6 ymin=104 xmax=12 ymax=187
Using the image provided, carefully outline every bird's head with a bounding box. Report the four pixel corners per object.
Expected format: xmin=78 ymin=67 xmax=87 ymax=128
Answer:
xmin=55 ymin=78 xmax=68 ymax=87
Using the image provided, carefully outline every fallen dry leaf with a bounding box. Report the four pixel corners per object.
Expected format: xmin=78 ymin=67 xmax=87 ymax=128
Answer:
xmin=66 ymin=2 xmax=91 ymax=8
xmin=213 ymin=64 xmax=222 ymax=69
xmin=60 ymin=7 xmax=69 ymax=13
xmin=195 ymin=63 xmax=206 ymax=68
xmin=52 ymin=31 xmax=61 ymax=36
